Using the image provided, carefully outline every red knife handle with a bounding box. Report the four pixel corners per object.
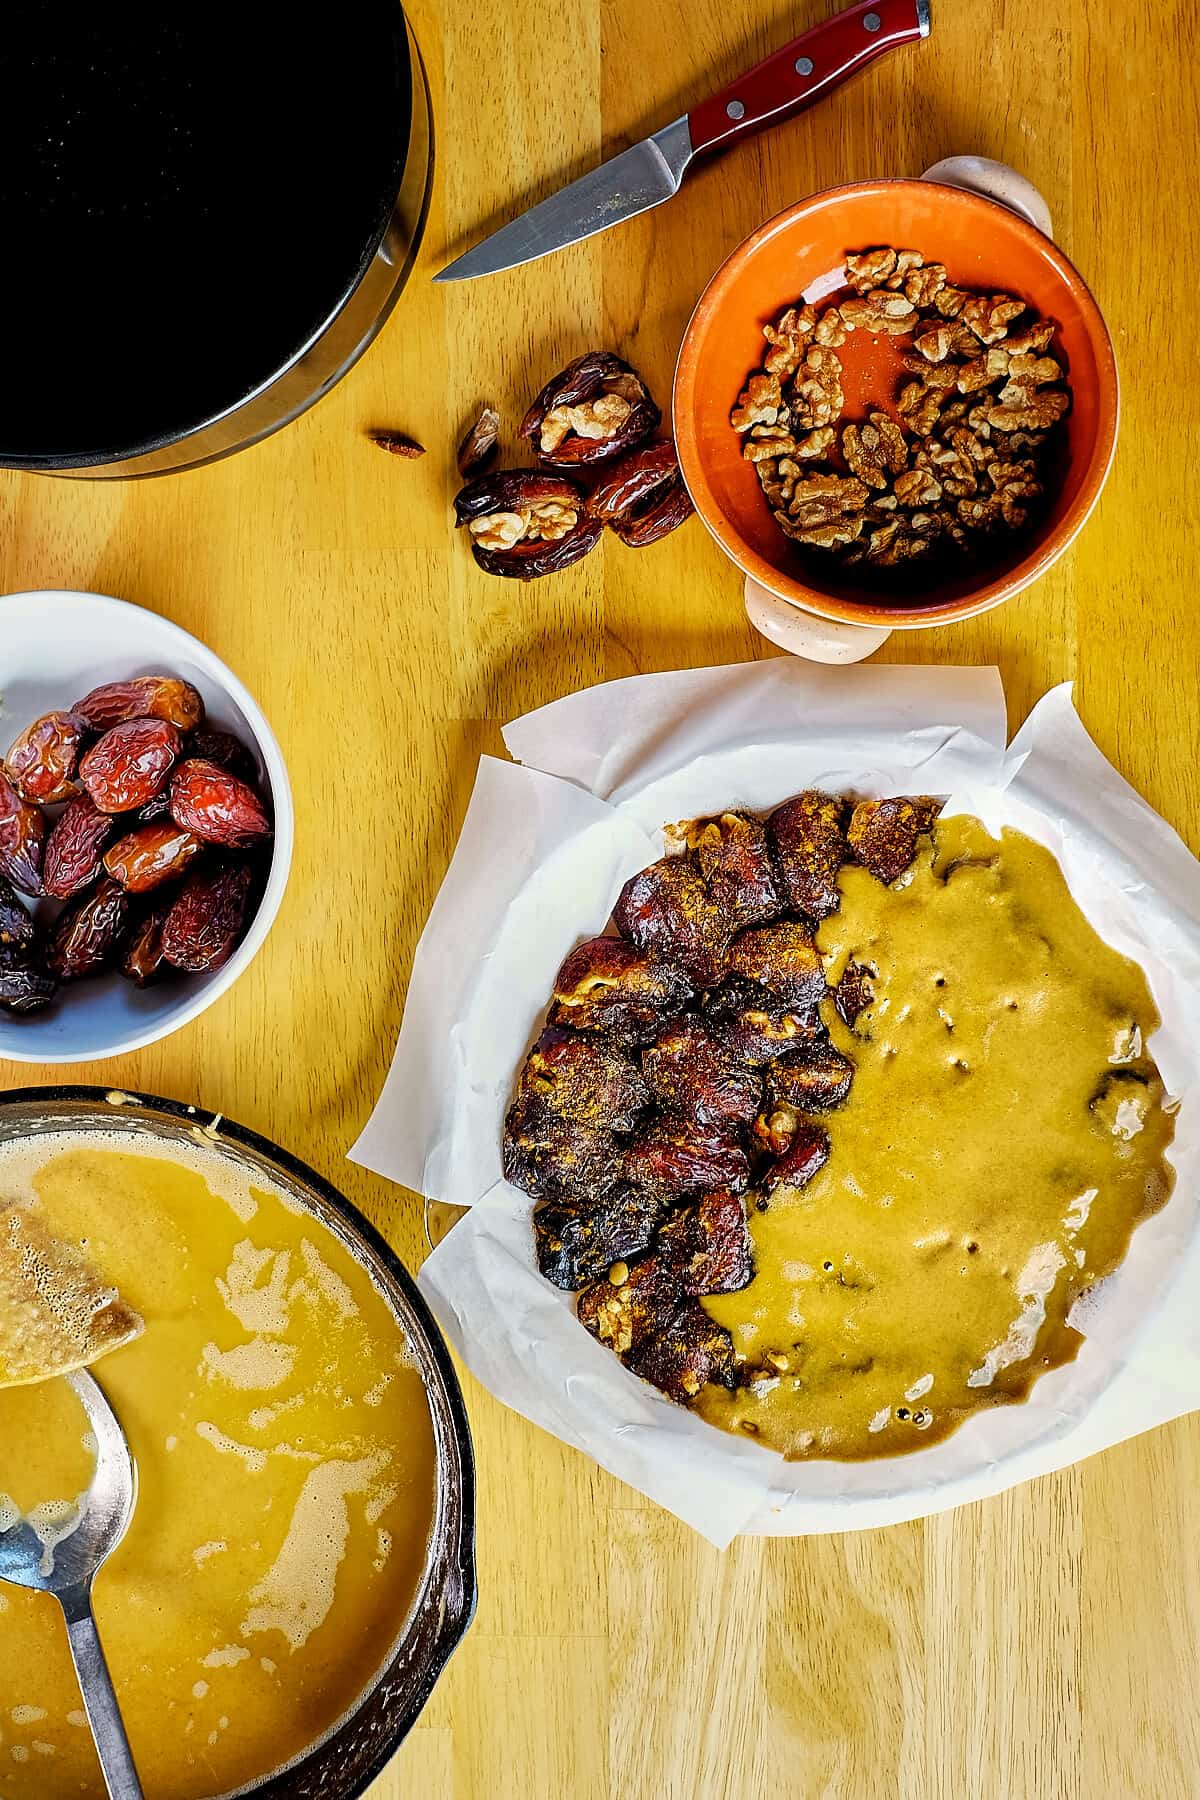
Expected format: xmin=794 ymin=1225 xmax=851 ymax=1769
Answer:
xmin=688 ymin=0 xmax=929 ymax=158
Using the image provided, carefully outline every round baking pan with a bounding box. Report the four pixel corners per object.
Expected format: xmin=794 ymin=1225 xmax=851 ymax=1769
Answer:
xmin=0 ymin=1087 xmax=476 ymax=1796
xmin=0 ymin=2 xmax=432 ymax=479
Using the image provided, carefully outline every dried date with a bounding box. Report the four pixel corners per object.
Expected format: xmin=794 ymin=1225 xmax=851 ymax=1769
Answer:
xmin=586 ymin=438 xmax=695 ymax=547
xmin=577 ymin=1254 xmax=680 ymax=1359
xmin=847 ymin=795 xmax=943 ymax=883
xmin=534 ymin=1185 xmax=665 ymax=1291
xmin=769 ymin=1042 xmax=855 ymax=1111
xmin=119 ymin=902 xmax=173 ymax=988
xmin=454 ymin=469 xmax=603 ymax=580
xmin=4 ymin=711 xmax=89 ymax=804
xmin=46 ymin=878 xmax=130 ymax=981
xmin=169 ymin=759 xmax=272 ymax=848
xmin=80 ymin=718 xmax=182 ymax=814
xmin=456 ymin=405 xmax=501 ymax=478
xmin=521 ymin=351 xmax=660 ymax=467
xmin=0 ymin=877 xmax=35 ymax=950
xmin=727 ymin=918 xmax=826 ymax=1008
xmin=0 ymin=772 xmax=45 ymax=895
xmin=185 ymin=729 xmax=259 ymax=786
xmin=613 ymin=853 xmax=731 ymax=988
xmin=503 ymin=1096 xmax=621 ymax=1202
xmin=73 ymin=676 xmax=204 ymax=733
xmin=516 ymin=1026 xmax=648 ymax=1134
xmin=657 ymin=1190 xmax=754 ymax=1297
xmin=623 ymin=1116 xmax=750 ymax=1200
xmin=43 ymin=795 xmax=114 ymax=899
xmin=103 ymin=823 xmax=204 ymax=892
xmin=762 ymin=1118 xmax=830 ymax=1194
xmin=0 ymin=944 xmax=57 ymax=1014
xmin=161 ymin=861 xmax=255 ymax=973
xmin=642 ymin=1017 xmax=761 ymax=1129
xmin=703 ymin=975 xmax=824 ymax=1067
xmin=768 ymin=791 xmax=848 ymax=920
xmin=631 ymin=1303 xmax=735 ymax=1401
xmin=549 ymin=936 xmax=695 ymax=1047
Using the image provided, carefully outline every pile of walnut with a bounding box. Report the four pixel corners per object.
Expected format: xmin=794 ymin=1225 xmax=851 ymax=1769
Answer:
xmin=453 ymin=351 xmax=694 ymax=579
xmin=0 ymin=675 xmax=271 ymax=1016
xmin=731 ymin=246 xmax=1070 ymax=571
xmin=502 ymin=791 xmax=941 ymax=1406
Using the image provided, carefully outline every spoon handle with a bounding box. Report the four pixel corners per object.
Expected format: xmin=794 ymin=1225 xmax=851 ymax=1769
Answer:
xmin=59 ymin=1583 xmax=145 ymax=1800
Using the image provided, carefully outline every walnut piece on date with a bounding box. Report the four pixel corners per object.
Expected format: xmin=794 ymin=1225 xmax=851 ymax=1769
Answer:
xmin=454 ymin=469 xmax=604 ymax=581
xmin=521 ymin=351 xmax=660 ymax=467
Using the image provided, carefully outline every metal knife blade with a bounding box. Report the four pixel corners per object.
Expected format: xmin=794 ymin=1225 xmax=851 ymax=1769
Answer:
xmin=434 ymin=117 xmax=694 ymax=284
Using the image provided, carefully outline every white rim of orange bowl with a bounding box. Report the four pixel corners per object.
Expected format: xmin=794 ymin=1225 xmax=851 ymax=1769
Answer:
xmin=0 ymin=589 xmax=294 ymax=1063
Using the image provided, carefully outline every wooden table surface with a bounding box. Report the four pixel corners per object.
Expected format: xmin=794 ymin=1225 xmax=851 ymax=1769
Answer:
xmin=2 ymin=0 xmax=1199 ymax=1795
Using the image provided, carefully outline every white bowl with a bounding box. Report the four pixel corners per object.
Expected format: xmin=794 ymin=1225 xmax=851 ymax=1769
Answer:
xmin=0 ymin=589 xmax=293 ymax=1063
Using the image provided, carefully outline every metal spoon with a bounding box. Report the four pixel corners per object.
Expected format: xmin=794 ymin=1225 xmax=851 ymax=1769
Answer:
xmin=0 ymin=1369 xmax=143 ymax=1798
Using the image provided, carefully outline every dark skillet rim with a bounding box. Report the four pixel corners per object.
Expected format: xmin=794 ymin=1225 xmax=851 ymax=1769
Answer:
xmin=0 ymin=2 xmax=414 ymax=471
xmin=0 ymin=1082 xmax=478 ymax=1793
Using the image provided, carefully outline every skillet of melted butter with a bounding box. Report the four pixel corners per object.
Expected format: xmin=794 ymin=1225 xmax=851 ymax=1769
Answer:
xmin=698 ymin=817 xmax=1176 ymax=1460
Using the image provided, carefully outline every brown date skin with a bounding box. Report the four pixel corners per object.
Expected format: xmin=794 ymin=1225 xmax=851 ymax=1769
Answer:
xmin=72 ymin=676 xmax=205 ymax=734
xmin=79 ymin=718 xmax=182 ymax=814
xmin=103 ymin=823 xmax=204 ymax=893
xmin=761 ymin=1118 xmax=830 ymax=1194
xmin=46 ymin=878 xmax=130 ymax=982
xmin=0 ymin=944 xmax=57 ymax=1014
xmin=169 ymin=759 xmax=272 ymax=848
xmin=586 ymin=439 xmax=696 ymax=547
xmin=162 ymin=861 xmax=255 ymax=973
xmin=185 ymin=728 xmax=259 ymax=786
xmin=0 ymin=877 xmax=35 ymax=950
xmin=519 ymin=351 xmax=660 ymax=468
xmin=612 ymin=481 xmax=695 ymax=548
xmin=0 ymin=772 xmax=45 ymax=896
xmin=43 ymin=795 xmax=114 ymax=899
xmin=657 ymin=1190 xmax=753 ymax=1297
xmin=4 ymin=711 xmax=89 ymax=804
xmin=119 ymin=902 xmax=173 ymax=988
xmin=453 ymin=469 xmax=603 ymax=581
xmin=456 ymin=404 xmax=500 ymax=479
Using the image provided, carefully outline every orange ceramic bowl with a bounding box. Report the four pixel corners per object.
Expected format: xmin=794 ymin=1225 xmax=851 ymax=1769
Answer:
xmin=673 ymin=179 xmax=1119 ymax=628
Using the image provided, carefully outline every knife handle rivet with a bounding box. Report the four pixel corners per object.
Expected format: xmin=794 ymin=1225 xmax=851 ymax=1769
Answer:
xmin=795 ymin=55 xmax=814 ymax=75
xmin=726 ymin=98 xmax=746 ymax=120
xmin=863 ymin=10 xmax=882 ymax=29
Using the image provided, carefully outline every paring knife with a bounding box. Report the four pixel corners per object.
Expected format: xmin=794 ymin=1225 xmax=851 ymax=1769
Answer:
xmin=435 ymin=0 xmax=931 ymax=283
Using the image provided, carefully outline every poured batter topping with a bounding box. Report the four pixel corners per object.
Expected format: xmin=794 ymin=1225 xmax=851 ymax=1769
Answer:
xmin=699 ymin=817 xmax=1175 ymax=1457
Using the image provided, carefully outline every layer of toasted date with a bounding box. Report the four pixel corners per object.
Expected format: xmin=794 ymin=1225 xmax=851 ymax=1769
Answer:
xmin=507 ymin=786 xmax=946 ymax=1416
